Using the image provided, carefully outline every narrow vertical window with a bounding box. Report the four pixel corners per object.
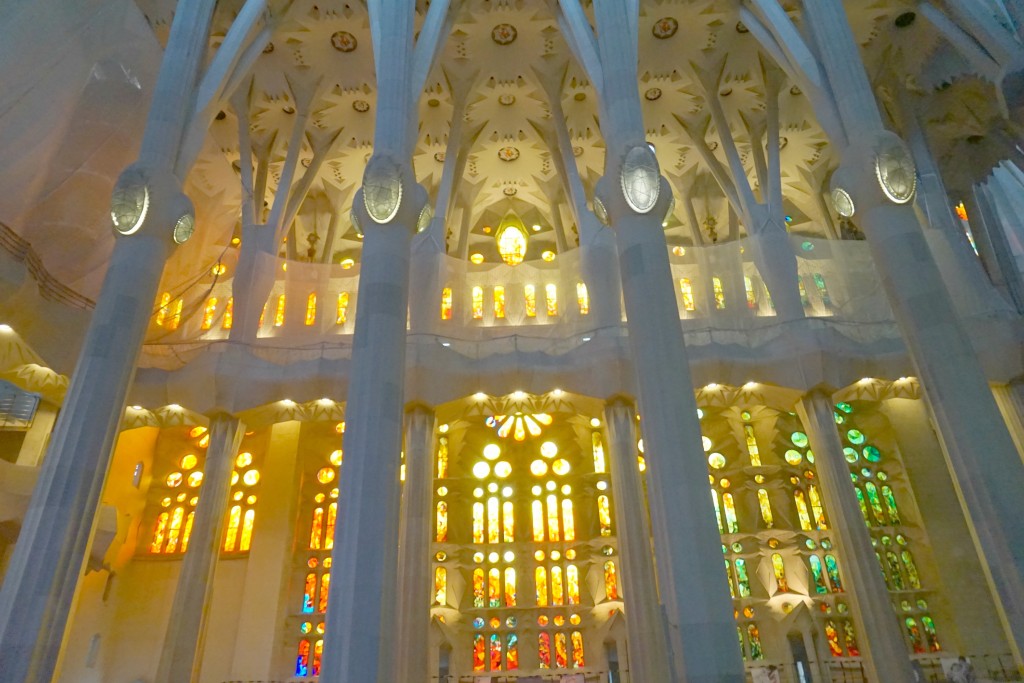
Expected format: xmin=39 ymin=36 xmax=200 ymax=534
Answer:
xmin=436 ymin=436 xmax=448 ymax=479
xmin=309 ymin=507 xmax=323 ymax=550
xmin=825 ymin=621 xmax=843 ymax=656
xmin=735 ymin=558 xmax=751 ymax=597
xmin=771 ymin=553 xmax=789 ymax=592
xmin=156 ymin=292 xmax=171 ymax=326
xmin=576 ymin=282 xmax=590 ymax=315
xmin=493 ymin=285 xmax=506 ymax=319
xmin=566 ymin=564 xmax=580 ymax=604
xmin=502 ymin=500 xmax=515 ymax=542
xmin=854 ymin=486 xmax=871 ymax=524
xmin=151 ymin=512 xmax=169 ymax=553
xmin=864 ymin=482 xmax=886 ymax=526
xmin=757 ymin=488 xmax=774 ymax=528
xmin=798 ymin=278 xmax=809 ymax=308
xmin=724 ymin=560 xmax=736 ymax=597
xmin=809 ymin=555 xmax=828 ymax=594
xmin=744 ymin=276 xmax=756 ymax=309
xmin=813 ymin=273 xmax=832 ymax=309
xmin=921 ymin=616 xmax=941 ymax=651
xmin=591 ymin=432 xmax=606 ymax=473
xmin=881 ymin=485 xmax=901 ymax=524
xmin=487 ymin=497 xmax=500 ymax=543
xmin=504 ymin=567 xmax=517 ymax=607
xmin=473 ymin=502 xmax=484 ymax=543
xmin=181 ymin=511 xmax=195 ymax=552
xmin=711 ymin=489 xmax=724 ymax=533
xmin=325 ymin=503 xmax=337 ymax=549
xmin=489 ymin=633 xmax=502 ymax=671
xmin=551 ymin=566 xmax=564 ymax=605
xmin=524 ymin=284 xmax=537 ymax=317
xmin=901 ymin=550 xmax=922 ymax=589
xmin=722 ymin=492 xmax=739 ymax=533
xmin=747 ymin=624 xmax=764 ymax=660
xmin=545 ymin=283 xmax=558 ymax=316
xmin=546 ymin=495 xmax=560 ymax=541
xmin=312 ymin=640 xmax=323 ymax=675
xmin=240 ymin=509 xmax=255 ymax=551
xmin=712 ymin=276 xmax=726 ymax=309
xmin=274 ymin=294 xmax=286 ymax=326
xmin=507 ymin=633 xmax=519 ymax=670
xmin=532 ymin=500 xmax=545 ymax=541
xmin=473 ymin=568 xmax=485 ymax=608
xmin=223 ymin=505 xmax=241 ymax=551
xmin=554 ymin=632 xmax=568 ymax=668
xmin=743 ymin=424 xmax=761 ymax=466
xmin=295 ymin=640 xmax=310 ymax=676
xmin=905 ymin=618 xmax=925 ymax=653
xmin=317 ymin=572 xmax=330 ymax=612
xmin=597 ymin=495 xmax=612 ymax=536
xmin=561 ymin=499 xmax=575 ymax=541
xmin=473 ymin=634 xmax=486 ymax=671
xmin=571 ymin=631 xmax=585 ymax=668
xmin=336 ymin=292 xmax=349 ymax=324
xmin=302 ymin=573 xmax=316 ymax=613
xmin=222 ymin=297 xmax=234 ymax=329
xmin=794 ymin=490 xmax=813 ymax=531
xmin=434 ymin=567 xmax=447 ymax=605
xmin=679 ymin=278 xmax=695 ymax=311
xmin=440 ymin=287 xmax=453 ymax=320
xmin=168 ymin=298 xmax=183 ymax=330
xmin=436 ymin=501 xmax=448 ymax=542
xmin=535 ymin=566 xmax=549 ymax=606
xmin=538 ymin=633 xmax=551 ymax=668
xmin=488 ymin=567 xmax=501 ymax=607
xmin=844 ymin=621 xmax=860 ymax=655
xmin=825 ymin=554 xmax=843 ymax=592
xmin=472 ymin=286 xmax=484 ymax=320
xmin=305 ymin=293 xmax=317 ymax=325
xmin=809 ymin=484 xmax=828 ymax=529
xmin=603 ymin=560 xmax=619 ymax=600
xmin=202 ymin=298 xmax=218 ymax=330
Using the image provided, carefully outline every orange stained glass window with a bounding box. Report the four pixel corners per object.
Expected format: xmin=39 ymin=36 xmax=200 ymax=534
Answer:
xmin=151 ymin=512 xmax=169 ymax=553
xmin=772 ymin=553 xmax=789 ymax=592
xmin=744 ymin=424 xmax=761 ymax=466
xmin=224 ymin=505 xmax=242 ymax=551
xmin=525 ymin=284 xmax=537 ymax=317
xmin=312 ymin=639 xmax=323 ymax=675
xmin=239 ymin=509 xmax=255 ymax=551
xmin=441 ymin=287 xmax=453 ymax=320
xmin=179 ymin=511 xmax=195 ymax=552
xmin=546 ymin=495 xmax=560 ymax=541
xmin=535 ymin=566 xmax=549 ymax=606
xmin=825 ymin=620 xmax=843 ymax=657
xmin=436 ymin=436 xmax=448 ymax=478
xmin=504 ymin=567 xmax=517 ymax=607
xmin=472 ymin=286 xmax=484 ymax=320
xmin=434 ymin=567 xmax=447 ymax=605
xmin=554 ymin=632 xmax=568 ymax=668
xmin=493 ymin=285 xmax=506 ymax=319
xmin=296 ymin=640 xmax=311 ymax=675
xmin=317 ymin=572 xmax=330 ymax=612
xmin=201 ymin=298 xmax=218 ymax=330
xmin=487 ymin=497 xmax=500 ymax=543
xmin=566 ymin=564 xmax=580 ymax=604
xmin=324 ymin=503 xmax=337 ymax=549
xmin=576 ymin=282 xmax=590 ymax=315
xmin=545 ymin=283 xmax=558 ymax=316
xmin=222 ymin=297 xmax=233 ymax=329
xmin=309 ymin=507 xmax=324 ymax=549
xmin=538 ymin=632 xmax=551 ymax=668
xmin=156 ymin=292 xmax=172 ymax=326
xmin=302 ymin=573 xmax=316 ymax=612
xmin=473 ymin=634 xmax=486 ymax=671
xmin=488 ymin=567 xmax=501 ymax=607
xmin=168 ymin=298 xmax=183 ymax=330
xmin=597 ymin=495 xmax=612 ymax=536
xmin=561 ymin=499 xmax=575 ymax=541
xmin=473 ymin=502 xmax=485 ymax=543
xmin=551 ymin=566 xmax=564 ymax=605
xmin=794 ymin=490 xmax=813 ymax=531
xmin=744 ymin=276 xmax=757 ymax=309
xmin=436 ymin=501 xmax=448 ymax=542
xmin=274 ymin=294 xmax=286 ymax=326
xmin=507 ymin=633 xmax=519 ymax=670
xmin=571 ymin=631 xmax=585 ymax=668
xmin=757 ymin=488 xmax=774 ymax=529
xmin=502 ymin=500 xmax=515 ymax=542
xmin=258 ymin=304 xmax=266 ymax=329
xmin=490 ymin=633 xmax=502 ymax=670
xmin=305 ymin=293 xmax=317 ymax=325
xmin=165 ymin=506 xmax=184 ymax=552
xmin=604 ymin=560 xmax=620 ymax=600
xmin=809 ymin=484 xmax=828 ymax=529
xmin=336 ymin=292 xmax=349 ymax=324
xmin=592 ymin=432 xmax=606 ymax=473
xmin=473 ymin=567 xmax=485 ymax=608
xmin=532 ymin=500 xmax=545 ymax=541
xmin=713 ymin=276 xmax=726 ymax=310
xmin=679 ymin=278 xmax=695 ymax=312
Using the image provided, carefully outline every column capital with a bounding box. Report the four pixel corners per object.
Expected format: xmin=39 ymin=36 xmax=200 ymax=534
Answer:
xmin=800 ymin=384 xmax=839 ymax=403
xmin=604 ymin=394 xmax=637 ymax=411
xmin=404 ymin=402 xmax=435 ymax=416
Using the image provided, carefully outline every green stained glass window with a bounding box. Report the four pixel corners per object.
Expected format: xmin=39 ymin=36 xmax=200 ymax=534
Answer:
xmin=846 ymin=429 xmax=865 ymax=445
xmin=791 ymin=432 xmax=809 ymax=448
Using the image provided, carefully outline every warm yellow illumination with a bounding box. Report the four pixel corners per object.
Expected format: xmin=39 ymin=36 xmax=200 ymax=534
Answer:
xmin=341 ymin=258 xmax=355 ymax=269
xmin=493 ymin=285 xmax=506 ymax=318
xmin=545 ymin=283 xmax=558 ymax=316
xmin=530 ymin=459 xmax=548 ymax=476
xmin=494 ymin=461 xmax=512 ymax=478
xmin=496 ymin=214 xmax=529 ymax=266
xmin=236 ymin=452 xmax=253 ymax=468
xmin=305 ymin=293 xmax=317 ymax=326
xmin=541 ymin=250 xmax=556 ymax=262
xmin=552 ymin=459 xmax=570 ymax=475
xmin=540 ymin=441 xmax=558 ymax=458
xmin=472 ymin=286 xmax=484 ymax=320
xmin=180 ymin=454 xmax=198 ymax=470
xmin=472 ymin=461 xmax=490 ymax=479
xmin=483 ymin=443 xmax=501 ymax=460
xmin=274 ymin=294 xmax=286 ymax=326
xmin=524 ymin=284 xmax=537 ymax=317
xmin=336 ymin=292 xmax=349 ymax=325
xmin=222 ymin=297 xmax=234 ymax=329
xmin=440 ymin=287 xmax=453 ymax=320
xmin=679 ymin=278 xmax=695 ymax=312
xmin=576 ymin=282 xmax=589 ymax=315
xmin=470 ymin=252 xmax=484 ymax=265
xmin=201 ymin=298 xmax=218 ymax=330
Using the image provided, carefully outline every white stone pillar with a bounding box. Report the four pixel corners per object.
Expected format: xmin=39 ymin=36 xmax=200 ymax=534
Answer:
xmin=0 ymin=2 xmax=218 ymax=679
xmin=796 ymin=390 xmax=916 ymax=683
xmin=805 ymin=0 xmax=1024 ymax=664
xmin=603 ymin=399 xmax=672 ymax=683
xmin=154 ymin=414 xmax=243 ymax=683
xmin=394 ymin=405 xmax=436 ymax=683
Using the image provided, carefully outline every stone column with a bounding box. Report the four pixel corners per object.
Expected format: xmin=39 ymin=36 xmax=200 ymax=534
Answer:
xmin=0 ymin=3 xmax=218 ymax=680
xmin=603 ymin=399 xmax=672 ymax=683
xmin=154 ymin=414 xmax=243 ymax=683
xmin=804 ymin=0 xmax=1024 ymax=664
xmin=394 ymin=406 xmax=436 ymax=683
xmin=586 ymin=3 xmax=745 ymax=680
xmin=796 ymin=390 xmax=916 ymax=683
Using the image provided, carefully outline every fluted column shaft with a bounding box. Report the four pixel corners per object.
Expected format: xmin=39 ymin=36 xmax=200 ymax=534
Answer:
xmin=603 ymin=400 xmax=672 ymax=683
xmin=797 ymin=391 xmax=915 ymax=683
xmin=154 ymin=414 xmax=244 ymax=683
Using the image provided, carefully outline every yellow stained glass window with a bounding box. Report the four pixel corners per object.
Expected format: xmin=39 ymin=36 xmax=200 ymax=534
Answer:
xmin=441 ymin=287 xmax=453 ymax=320
xmin=324 ymin=503 xmax=337 ymax=549
xmin=309 ymin=507 xmax=323 ymax=549
xmin=551 ymin=565 xmax=564 ymax=605
xmin=772 ymin=553 xmax=789 ymax=592
xmin=436 ymin=501 xmax=448 ymax=542
xmin=488 ymin=497 xmax=500 ymax=543
xmin=336 ymin=292 xmax=349 ymax=325
xmin=576 ymin=282 xmax=589 ymax=315
xmin=545 ymin=284 xmax=558 ymax=316
xmin=493 ymin=285 xmax=506 ymax=319
xmin=597 ymin=495 xmax=612 ymax=536
xmin=809 ymin=484 xmax=828 ymax=529
xmin=497 ymin=219 xmax=528 ymax=266
xmin=566 ymin=564 xmax=580 ymax=604
xmin=713 ymin=277 xmax=726 ymax=310
xmin=532 ymin=500 xmax=545 ymax=541
xmin=744 ymin=424 xmax=761 ymax=466
xmin=473 ymin=502 xmax=485 ymax=543
xmin=592 ymin=432 xmax=606 ymax=473
xmin=222 ymin=297 xmax=233 ymax=329
xmin=794 ymin=489 xmax=813 ymax=530
xmin=744 ymin=276 xmax=757 ymax=309
xmin=274 ymin=294 xmax=286 ymax=326
xmin=757 ymin=488 xmax=774 ymax=528
xmin=305 ymin=293 xmax=317 ymax=326
xmin=202 ymin=298 xmax=218 ymax=330
xmin=711 ymin=489 xmax=724 ymax=533
xmin=723 ymin=492 xmax=739 ymax=533
xmin=180 ymin=511 xmax=195 ymax=552
xmin=604 ymin=560 xmax=619 ymax=600
xmin=151 ymin=512 xmax=169 ymax=553
xmin=488 ymin=567 xmax=501 ymax=607
xmin=571 ymin=631 xmax=585 ymax=668
xmin=502 ymin=500 xmax=515 ymax=542
xmin=156 ymin=292 xmax=171 ymax=327
xmin=224 ymin=505 xmax=241 ymax=551
xmin=561 ymin=499 xmax=575 ymax=541
xmin=240 ymin=508 xmax=255 ymax=551
xmin=679 ymin=278 xmax=695 ymax=311
xmin=471 ymin=286 xmax=484 ymax=320
xmin=504 ymin=567 xmax=517 ymax=607
xmin=555 ymin=632 xmax=568 ymax=668
xmin=473 ymin=568 xmax=485 ymax=607
xmin=535 ymin=566 xmax=549 ymax=606
xmin=525 ymin=285 xmax=537 ymax=317
xmin=317 ymin=572 xmax=330 ymax=612
xmin=546 ymin=495 xmax=560 ymax=541
xmin=436 ymin=436 xmax=448 ymax=479
xmin=434 ymin=567 xmax=447 ymax=605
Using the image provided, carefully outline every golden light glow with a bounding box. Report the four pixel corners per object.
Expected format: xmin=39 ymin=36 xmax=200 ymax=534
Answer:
xmin=336 ymin=292 xmax=349 ymax=325
xmin=305 ymin=293 xmax=317 ymax=326
xmin=235 ymin=452 xmax=253 ymax=468
xmin=180 ymin=454 xmax=198 ymax=470
xmin=274 ymin=294 xmax=286 ymax=326
xmin=496 ymin=214 xmax=529 ymax=266
xmin=470 ymin=252 xmax=485 ymax=265
xmin=530 ymin=459 xmax=548 ymax=476
xmin=472 ymin=461 xmax=491 ymax=479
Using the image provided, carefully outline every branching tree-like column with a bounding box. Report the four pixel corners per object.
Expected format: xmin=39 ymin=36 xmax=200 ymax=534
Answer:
xmin=319 ymin=3 xmax=452 ymax=682
xmin=0 ymin=1 xmax=248 ymax=679
xmin=557 ymin=1 xmax=746 ymax=679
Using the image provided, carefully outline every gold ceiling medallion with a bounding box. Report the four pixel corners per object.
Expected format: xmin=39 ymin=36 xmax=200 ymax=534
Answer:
xmin=330 ymin=31 xmax=357 ymax=52
xmin=491 ymin=23 xmax=518 ymax=45
xmin=652 ymin=17 xmax=679 ymax=39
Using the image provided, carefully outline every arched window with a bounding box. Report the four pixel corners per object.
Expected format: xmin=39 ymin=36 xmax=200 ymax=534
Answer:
xmin=901 ymin=550 xmax=921 ymax=589
xmin=825 ymin=620 xmax=843 ymax=657
xmin=566 ymin=564 xmax=580 ymax=604
xmin=679 ymin=278 xmax=696 ymax=311
xmin=274 ymin=294 xmax=286 ymax=326
xmin=571 ymin=631 xmax=585 ymax=667
xmin=881 ymin=485 xmax=900 ymax=524
xmin=591 ymin=432 xmax=606 ymax=473
xmin=722 ymin=492 xmax=739 ymax=533
xmin=434 ymin=567 xmax=447 ymax=605
xmin=711 ymin=489 xmax=724 ymax=533
xmin=156 ymin=292 xmax=171 ymax=327
xmin=757 ymin=488 xmax=773 ymax=528
xmin=201 ymin=298 xmax=218 ymax=330
xmin=305 ymin=293 xmax=317 ymax=325
xmin=532 ymin=500 xmax=544 ymax=541
xmin=493 ymin=286 xmax=506 ymax=319
xmin=473 ymin=502 xmax=485 ymax=543
xmin=473 ymin=634 xmax=486 ymax=671
xmin=746 ymin=624 xmax=763 ymax=660
xmin=550 ymin=566 xmax=564 ymax=605
xmin=471 ymin=286 xmax=484 ymax=320
xmin=436 ymin=436 xmax=448 ymax=479
xmin=503 ymin=500 xmax=515 ymax=542
xmin=603 ymin=560 xmax=619 ymax=600
xmin=864 ymin=482 xmax=886 ymax=526
xmin=473 ymin=568 xmax=485 ymax=608
xmin=734 ymin=558 xmax=751 ymax=597
xmin=809 ymin=555 xmax=828 ymax=594
xmin=808 ymin=484 xmax=827 ymax=529
xmin=488 ymin=568 xmax=501 ymax=607
xmin=597 ymin=495 xmax=612 ymax=536
xmin=538 ymin=632 xmax=551 ymax=668
xmin=524 ymin=284 xmax=537 ymax=317
xmin=440 ymin=287 xmax=453 ymax=320
xmin=561 ymin=499 xmax=575 ymax=541
xmin=545 ymin=283 xmax=558 ymax=316
xmin=535 ymin=566 xmax=548 ymax=606
xmin=771 ymin=553 xmax=789 ymax=592
xmin=335 ymin=292 xmax=349 ymax=324
xmin=436 ymin=501 xmax=448 ymax=542
xmin=724 ymin=560 xmax=736 ymax=598
xmin=744 ymin=276 xmax=757 ymax=309
xmin=794 ymin=489 xmax=812 ymax=531
xmin=504 ymin=568 xmax=516 ymax=607
xmin=576 ymin=282 xmax=590 ymax=315
xmin=824 ymin=554 xmax=843 ymax=592
xmin=222 ymin=297 xmax=233 ymax=329
xmin=712 ymin=276 xmax=726 ymax=309
xmin=487 ymin=497 xmax=500 ymax=543
xmin=743 ymin=424 xmax=761 ymax=466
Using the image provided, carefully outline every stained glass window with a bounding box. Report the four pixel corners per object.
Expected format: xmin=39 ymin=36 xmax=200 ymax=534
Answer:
xmin=436 ymin=501 xmax=448 ymax=542
xmin=724 ymin=560 xmax=736 ymax=597
xmin=336 ymin=292 xmax=349 ymax=324
xmin=551 ymin=566 xmax=564 ymax=605
xmin=473 ymin=634 xmax=486 ymax=670
xmin=794 ymin=489 xmax=812 ymax=531
xmin=576 ymin=282 xmax=589 ymax=315
xmin=473 ymin=568 xmax=485 ymax=608
xmin=813 ymin=273 xmax=832 ymax=309
xmin=825 ymin=554 xmax=843 ymax=592
xmin=757 ymin=488 xmax=773 ymax=528
xmin=722 ymin=492 xmax=739 ymax=533
xmin=734 ymin=558 xmax=751 ymax=597
xmin=434 ymin=567 xmax=447 ymax=605
xmin=597 ymin=495 xmax=612 ymax=536
xmin=441 ymin=287 xmax=453 ymax=320
xmin=507 ymin=633 xmax=519 ymax=669
xmin=901 ymin=550 xmax=921 ymax=589
xmin=825 ymin=620 xmax=843 ymax=656
xmin=504 ymin=568 xmax=517 ymax=607
xmin=604 ymin=560 xmax=619 ymax=600
xmin=921 ymin=616 xmax=941 ymax=651
xmin=844 ymin=621 xmax=860 ymax=656
xmin=524 ymin=285 xmax=537 ymax=317
xmin=744 ymin=276 xmax=757 ymax=309
xmin=808 ymin=484 xmax=827 ymax=529
xmin=274 ymin=294 xmax=286 ymax=326
xmin=493 ymin=285 xmax=506 ymax=319
xmin=472 ymin=286 xmax=484 ymax=320
xmin=865 ymin=482 xmax=886 ymax=526
xmin=536 ymin=566 xmax=548 ymax=606
xmin=881 ymin=485 xmax=900 ymax=524
xmin=156 ymin=292 xmax=171 ymax=326
xmin=713 ymin=276 xmax=726 ymax=309
xmin=222 ymin=297 xmax=233 ymax=329
xmin=592 ymin=432 xmax=606 ymax=473
xmin=679 ymin=278 xmax=696 ymax=311
xmin=554 ymin=632 xmax=568 ymax=668
xmin=905 ymin=617 xmax=925 ymax=653
xmin=571 ymin=631 xmax=585 ymax=667
xmin=436 ymin=436 xmax=448 ymax=479
xmin=712 ymin=489 xmax=724 ymax=533
xmin=771 ymin=553 xmax=789 ymax=592
xmin=538 ymin=632 xmax=551 ymax=668
xmin=305 ymin=293 xmax=317 ymax=326
xmin=743 ymin=424 xmax=761 ymax=466
xmin=747 ymin=624 xmax=763 ymax=660
xmin=809 ymin=555 xmax=828 ymax=594
xmin=201 ymin=298 xmax=218 ymax=330
xmin=545 ymin=284 xmax=558 ymax=316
